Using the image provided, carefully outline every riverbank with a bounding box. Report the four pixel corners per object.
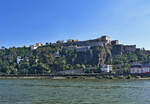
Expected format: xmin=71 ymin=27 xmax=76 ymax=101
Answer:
xmin=0 ymin=74 xmax=150 ymax=80
xmin=0 ymin=75 xmax=50 ymax=79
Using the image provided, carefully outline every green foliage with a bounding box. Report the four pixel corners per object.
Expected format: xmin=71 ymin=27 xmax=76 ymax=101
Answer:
xmin=0 ymin=43 xmax=150 ymax=75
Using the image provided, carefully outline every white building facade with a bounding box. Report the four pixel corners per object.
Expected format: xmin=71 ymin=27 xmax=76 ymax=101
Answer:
xmin=130 ymin=64 xmax=150 ymax=74
xmin=17 ymin=56 xmax=22 ymax=64
xmin=31 ymin=43 xmax=43 ymax=50
xmin=101 ymin=65 xmax=113 ymax=73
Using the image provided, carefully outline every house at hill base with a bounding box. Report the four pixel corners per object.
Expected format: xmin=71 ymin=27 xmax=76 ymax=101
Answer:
xmin=101 ymin=64 xmax=113 ymax=73
xmin=130 ymin=64 xmax=150 ymax=74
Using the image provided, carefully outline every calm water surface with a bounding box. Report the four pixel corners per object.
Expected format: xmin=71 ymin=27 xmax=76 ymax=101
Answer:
xmin=0 ymin=79 xmax=150 ymax=104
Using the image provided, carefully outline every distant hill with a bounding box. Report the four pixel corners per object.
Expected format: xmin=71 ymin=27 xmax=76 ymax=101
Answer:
xmin=0 ymin=35 xmax=150 ymax=75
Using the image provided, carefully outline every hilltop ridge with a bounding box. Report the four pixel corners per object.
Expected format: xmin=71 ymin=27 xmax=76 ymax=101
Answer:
xmin=0 ymin=35 xmax=150 ymax=75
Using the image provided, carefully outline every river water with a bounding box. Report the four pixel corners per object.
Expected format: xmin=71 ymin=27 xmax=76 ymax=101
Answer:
xmin=0 ymin=79 xmax=150 ymax=104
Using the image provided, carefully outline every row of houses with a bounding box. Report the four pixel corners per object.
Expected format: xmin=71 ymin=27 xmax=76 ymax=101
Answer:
xmin=55 ymin=64 xmax=113 ymax=74
xmin=55 ymin=64 xmax=150 ymax=74
xmin=130 ymin=64 xmax=150 ymax=74
xmin=101 ymin=64 xmax=150 ymax=74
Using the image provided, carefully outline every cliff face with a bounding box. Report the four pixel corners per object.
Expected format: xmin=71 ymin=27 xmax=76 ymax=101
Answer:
xmin=67 ymin=43 xmax=150 ymax=66
xmin=61 ymin=36 xmax=139 ymax=66
xmin=68 ymin=45 xmax=113 ymax=66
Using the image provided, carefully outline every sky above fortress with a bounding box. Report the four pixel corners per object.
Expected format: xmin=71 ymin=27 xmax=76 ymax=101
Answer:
xmin=0 ymin=0 xmax=150 ymax=49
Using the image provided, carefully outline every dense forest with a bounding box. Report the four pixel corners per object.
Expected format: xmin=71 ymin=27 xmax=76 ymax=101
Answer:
xmin=0 ymin=40 xmax=150 ymax=75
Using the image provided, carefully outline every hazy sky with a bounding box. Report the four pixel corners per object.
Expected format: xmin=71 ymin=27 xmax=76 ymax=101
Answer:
xmin=0 ymin=0 xmax=150 ymax=49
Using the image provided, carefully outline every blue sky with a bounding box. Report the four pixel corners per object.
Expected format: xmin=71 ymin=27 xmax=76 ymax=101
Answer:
xmin=0 ymin=0 xmax=150 ymax=49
